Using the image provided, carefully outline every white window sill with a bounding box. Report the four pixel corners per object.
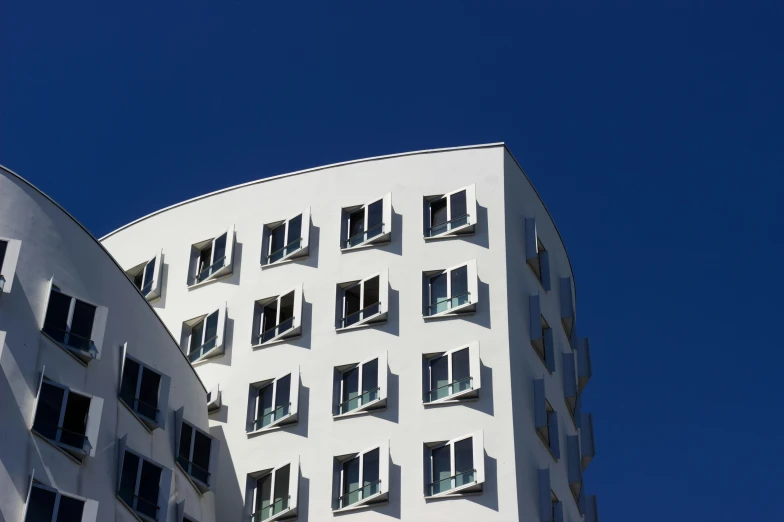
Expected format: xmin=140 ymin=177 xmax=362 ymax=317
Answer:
xmin=117 ymin=494 xmax=156 ymax=522
xmin=336 ymin=312 xmax=387 ymax=332
xmin=423 ymin=302 xmax=476 ymax=320
xmin=340 ymin=234 xmax=391 ymax=252
xmin=257 ymin=506 xmax=294 ymax=522
xmin=187 ymin=269 xmax=231 ymax=290
xmin=250 ymin=330 xmax=301 ymax=349
xmin=424 ymin=481 xmax=482 ymax=500
xmin=261 ymin=248 xmax=307 ymax=269
xmin=40 ymin=331 xmax=95 ymax=367
xmin=246 ymin=413 xmax=297 ymax=436
xmin=176 ymin=461 xmax=210 ymax=495
xmin=332 ymin=492 xmax=388 ymax=513
xmin=31 ymin=429 xmax=86 ymax=465
xmin=119 ymin=397 xmax=159 ymax=433
xmin=333 ymin=398 xmax=385 ymax=420
xmin=423 ymin=387 xmax=479 ymax=406
xmin=423 ymin=223 xmax=474 ymax=241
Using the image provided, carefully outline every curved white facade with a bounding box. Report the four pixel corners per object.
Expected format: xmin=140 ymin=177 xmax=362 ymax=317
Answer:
xmin=99 ymin=143 xmax=599 ymax=522
xmin=0 ymin=167 xmax=217 ymax=522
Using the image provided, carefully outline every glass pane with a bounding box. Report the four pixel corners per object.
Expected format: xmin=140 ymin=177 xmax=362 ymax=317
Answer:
xmin=192 ymin=431 xmax=212 ymax=483
xmin=454 ymin=438 xmax=474 ymax=474
xmin=61 ymin=392 xmax=89 ymax=449
xmin=33 ymin=382 xmax=65 ymax=441
xmin=273 ymin=465 xmax=290 ymax=505
xmin=363 ymin=448 xmax=380 ymax=485
xmin=190 ymin=321 xmax=204 ymax=354
xmin=258 ymin=385 xmax=274 ymax=425
xmin=120 ymin=358 xmax=140 ymax=407
xmin=138 ymin=368 xmax=161 ymax=420
xmin=430 ymin=198 xmax=448 ymax=228
xmin=343 ymin=457 xmax=360 ymax=505
xmin=137 ymin=460 xmax=162 ymax=519
xmin=262 ymin=301 xmax=278 ymax=333
xmin=287 ymin=215 xmax=302 ymax=244
xmin=212 ymin=233 xmax=227 ymax=266
xmin=432 ymin=445 xmax=451 ymax=492
xmin=119 ymin=451 xmax=140 ymax=506
xmin=133 ymin=270 xmax=144 ymax=290
xmin=204 ymin=311 xmax=219 ymax=342
xmin=25 ymin=485 xmax=56 ymax=522
xmin=348 ymin=209 xmax=364 ymax=239
xmin=279 ymin=292 xmax=294 ymax=324
xmin=275 ymin=375 xmax=291 ymax=410
xmin=343 ymin=285 xmax=361 ymax=326
xmin=255 ymin=473 xmax=272 ymax=513
xmin=363 ymin=277 xmax=380 ymax=309
xmin=43 ymin=290 xmax=71 ymax=341
xmin=142 ymin=258 xmax=156 ymax=287
xmin=430 ymin=356 xmax=449 ymax=400
xmin=56 ymin=494 xmax=85 ymax=522
xmin=452 ymin=348 xmax=470 ymax=382
xmin=450 ymin=190 xmax=467 ymax=219
xmin=341 ymin=367 xmax=359 ymax=412
xmin=179 ymin=423 xmax=193 ymax=461
xmin=198 ymin=245 xmax=212 ymax=276
xmin=270 ymin=224 xmax=286 ymax=254
xmin=451 ymin=266 xmax=468 ymax=300
xmin=0 ymin=240 xmax=7 ymax=273
xmin=429 ymin=273 xmax=447 ymax=314
xmin=361 ymin=359 xmax=378 ymax=395
xmin=69 ymin=300 xmax=96 ymax=349
xmin=367 ymin=200 xmax=383 ymax=234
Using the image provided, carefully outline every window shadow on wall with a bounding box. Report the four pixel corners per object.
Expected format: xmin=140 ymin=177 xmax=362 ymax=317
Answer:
xmin=212 ymin=317 xmax=235 ymax=367
xmin=300 ymin=224 xmax=320 ymax=269
xmin=291 ymin=382 xmax=310 ymax=439
xmin=465 ymin=362 xmax=494 ymax=417
xmin=224 ymin=241 xmax=243 ymax=286
xmin=464 ymin=279 xmax=491 ymax=330
xmin=208 ymin=424 xmax=245 ymax=522
xmin=289 ymin=300 xmax=312 ymax=350
xmin=378 ymin=208 xmax=403 ymax=257
xmin=209 ymin=404 xmax=229 ymax=424
xmin=298 ymin=473 xmax=311 ymax=521
xmin=378 ymin=287 xmax=399 ymax=337
xmin=466 ymin=452 xmax=499 ymax=511
xmin=464 ymin=203 xmax=489 ymax=249
xmin=151 ymin=262 xmax=168 ymax=309
xmin=377 ymin=370 xmax=399 ymax=424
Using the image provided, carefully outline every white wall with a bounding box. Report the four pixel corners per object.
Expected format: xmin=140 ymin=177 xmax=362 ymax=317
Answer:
xmin=0 ymin=167 xmax=216 ymax=522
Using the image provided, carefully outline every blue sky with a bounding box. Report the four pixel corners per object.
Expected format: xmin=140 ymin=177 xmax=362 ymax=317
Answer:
xmin=2 ymin=1 xmax=783 ymax=520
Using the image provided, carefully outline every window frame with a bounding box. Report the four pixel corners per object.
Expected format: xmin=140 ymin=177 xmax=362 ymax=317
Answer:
xmin=340 ymin=193 xmax=392 ymax=250
xmin=423 ymin=184 xmax=477 ymax=239
xmin=424 ymin=431 xmax=484 ymax=499
xmin=261 ymin=208 xmax=311 ymax=267
xmin=187 ymin=225 xmax=235 ymax=288
xmin=0 ymin=236 xmax=21 ymax=294
xmin=31 ymin=366 xmax=103 ymax=461
xmin=332 ymin=352 xmax=387 ymax=418
xmin=244 ymin=458 xmax=300 ymax=522
xmin=422 ymin=341 xmax=481 ymax=405
xmin=174 ymin=408 xmax=220 ymax=493
xmin=529 ymin=294 xmax=556 ymax=373
xmin=332 ymin=441 xmax=390 ymax=512
xmin=251 ymin=285 xmax=303 ymax=347
xmin=525 ymin=217 xmax=552 ymax=291
xmin=246 ymin=368 xmax=300 ymax=435
xmin=335 ymin=270 xmax=389 ymax=330
xmin=118 ymin=345 xmax=170 ymax=431
xmin=567 ymin=435 xmax=583 ymax=504
xmin=422 ymin=260 xmax=478 ymax=318
xmin=560 ymin=276 xmax=575 ymax=341
xmin=181 ymin=302 xmax=227 ymax=365
xmin=534 ymin=379 xmax=560 ymax=460
xmin=207 ymin=383 xmax=222 ymax=413
xmin=125 ymin=249 xmax=164 ymax=301
xmin=23 ymin=476 xmax=99 ymax=522
xmin=537 ymin=467 xmax=564 ymax=522
xmin=116 ymin=436 xmax=172 ymax=522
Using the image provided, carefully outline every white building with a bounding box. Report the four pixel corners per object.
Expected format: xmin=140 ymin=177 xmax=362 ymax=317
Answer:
xmin=1 ymin=143 xmax=598 ymax=522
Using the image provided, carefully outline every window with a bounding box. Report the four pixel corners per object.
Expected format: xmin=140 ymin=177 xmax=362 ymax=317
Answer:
xmin=117 ymin=436 xmax=172 ymax=522
xmin=422 ymin=260 xmax=478 ymax=318
xmin=562 ymin=350 xmax=579 ymax=419
xmin=31 ymin=368 xmax=103 ymax=460
xmin=261 ymin=208 xmax=311 ymax=266
xmin=534 ymin=379 xmax=560 ymax=459
xmin=580 ymin=412 xmax=595 ymax=471
xmin=187 ymin=225 xmax=235 ymax=286
xmin=423 ymin=342 xmax=480 ymax=404
xmin=340 ymin=193 xmax=392 ymax=249
xmin=23 ymin=480 xmax=97 ymax=522
xmin=119 ymin=347 xmax=170 ymax=429
xmin=525 ymin=217 xmax=551 ymax=291
xmin=333 ymin=442 xmax=389 ymax=511
xmin=207 ymin=384 xmax=222 ymax=413
xmin=423 ymin=184 xmax=476 ymax=238
xmin=246 ymin=369 xmax=300 ymax=433
xmin=244 ymin=460 xmax=299 ymax=522
xmin=125 ymin=250 xmax=163 ymax=301
xmin=560 ymin=277 xmax=575 ymax=340
xmin=424 ymin=432 xmax=484 ymax=498
xmin=251 ymin=286 xmax=303 ymax=346
xmin=582 ymin=494 xmax=599 ymax=522
xmin=567 ymin=435 xmax=583 ymax=503
xmin=41 ymin=281 xmax=107 ymax=363
xmin=333 ymin=353 xmax=387 ymax=417
xmin=0 ymin=236 xmax=21 ymax=294
xmin=176 ymin=502 xmax=198 ymax=522
xmin=529 ymin=294 xmax=555 ymax=372
xmin=335 ymin=271 xmax=388 ymax=329
xmin=175 ymin=408 xmax=220 ymax=492
xmin=537 ymin=467 xmax=564 ymax=522
xmin=181 ymin=303 xmax=227 ymax=364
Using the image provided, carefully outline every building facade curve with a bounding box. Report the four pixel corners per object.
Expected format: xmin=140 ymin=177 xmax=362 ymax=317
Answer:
xmin=100 ymin=143 xmax=599 ymax=522
xmin=0 ymin=166 xmax=218 ymax=522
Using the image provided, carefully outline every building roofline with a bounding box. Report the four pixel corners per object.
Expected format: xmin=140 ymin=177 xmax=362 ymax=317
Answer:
xmin=0 ymin=163 xmax=208 ymax=393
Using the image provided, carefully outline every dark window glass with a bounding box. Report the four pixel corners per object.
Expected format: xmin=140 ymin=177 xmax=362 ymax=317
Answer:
xmin=342 ymin=367 xmax=359 ymax=403
xmin=262 ymin=300 xmax=278 ymax=332
xmin=137 ymin=460 xmax=161 ymax=518
xmin=212 ymin=233 xmax=227 ymax=265
xmin=273 ymin=465 xmax=290 ymax=505
xmin=349 ymin=208 xmax=365 ymax=239
xmin=120 ymin=358 xmax=141 ymax=402
xmin=44 ymin=290 xmax=71 ymax=340
xmin=142 ymin=259 xmax=155 ymax=288
xmin=363 ymin=277 xmax=379 ymax=308
xmin=33 ymin=382 xmax=65 ymax=441
xmin=270 ymin=224 xmax=286 ymax=253
xmin=363 ymin=448 xmax=380 ymax=485
xmin=367 ymin=200 xmax=383 ymax=230
xmin=450 ymin=190 xmax=467 ymax=219
xmin=255 ymin=473 xmax=272 ymax=512
xmin=138 ymin=368 xmax=161 ymax=413
xmin=119 ymin=451 xmax=140 ymax=505
xmin=275 ymin=375 xmax=291 ymax=410
xmin=258 ymin=384 xmax=274 ymax=419
xmin=454 ymin=438 xmax=473 ymax=473
xmin=0 ymin=240 xmax=7 ymax=274
xmin=429 ymin=273 xmax=447 ymax=306
xmin=25 ymin=485 xmax=56 ymax=522
xmin=344 ymin=285 xmax=361 ymax=319
xmin=204 ymin=311 xmax=219 ymax=343
xmin=179 ymin=423 xmax=193 ymax=461
xmin=430 ymin=198 xmax=448 ymax=228
xmin=198 ymin=246 xmax=212 ymax=273
xmin=343 ymin=457 xmax=360 ymax=496
xmin=430 ymin=356 xmax=449 ymax=391
xmin=132 ymin=270 xmax=144 ymax=290
xmin=451 ymin=266 xmax=468 ymax=298
xmin=190 ymin=321 xmax=204 ymax=353
xmin=361 ymin=359 xmax=378 ymax=394
xmin=69 ymin=300 xmax=96 ymax=341
xmin=432 ymin=445 xmax=451 ymax=483
xmin=56 ymin=494 xmax=85 ymax=522
xmin=193 ymin=430 xmax=212 ymax=472
xmin=60 ymin=392 xmax=89 ymax=448
xmin=452 ymin=349 xmax=470 ymax=381
xmin=279 ymin=293 xmax=294 ymax=323
xmin=287 ymin=215 xmax=302 ymax=243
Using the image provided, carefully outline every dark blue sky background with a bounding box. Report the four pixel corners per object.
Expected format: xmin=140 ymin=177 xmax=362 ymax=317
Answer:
xmin=3 ymin=1 xmax=783 ymax=520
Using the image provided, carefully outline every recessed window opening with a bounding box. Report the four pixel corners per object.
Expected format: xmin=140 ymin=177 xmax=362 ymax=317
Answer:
xmin=120 ymin=358 xmax=161 ymax=424
xmin=339 ymin=449 xmax=380 ymax=509
xmin=427 ymin=190 xmax=468 ymax=237
xmin=426 ymin=348 xmax=471 ymax=402
xmin=252 ymin=465 xmax=291 ymax=522
xmin=428 ymin=437 xmax=475 ymax=496
xmin=258 ymin=292 xmax=295 ymax=344
xmin=251 ymin=375 xmax=292 ymax=431
xmin=267 ymin=214 xmax=302 ymax=265
xmin=119 ymin=451 xmax=162 ymax=520
xmin=178 ymin=423 xmax=212 ymax=486
xmin=43 ymin=286 xmax=97 ymax=357
xmin=33 ymin=380 xmax=91 ymax=454
xmin=428 ymin=266 xmax=468 ymax=316
xmin=346 ymin=199 xmax=383 ymax=248
xmin=339 ymin=359 xmax=379 ymax=415
xmin=342 ymin=276 xmax=380 ymax=328
xmin=188 ymin=311 xmax=219 ymax=363
xmin=25 ymin=483 xmax=85 ymax=522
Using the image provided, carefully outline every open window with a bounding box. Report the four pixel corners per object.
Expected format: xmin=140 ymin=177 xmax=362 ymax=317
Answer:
xmin=125 ymin=250 xmax=164 ymax=301
xmin=582 ymin=494 xmax=599 ymax=522
xmin=187 ymin=225 xmax=235 ymax=287
xmin=174 ymin=408 xmax=220 ymax=493
xmin=246 ymin=368 xmax=300 ymax=434
xmin=577 ymin=337 xmax=592 ymax=393
xmin=537 ymin=467 xmax=564 ymax=522
xmin=422 ymin=260 xmax=478 ymax=318
xmin=181 ymin=303 xmax=227 ymax=364
xmin=525 ymin=217 xmax=552 ymax=291
xmin=424 ymin=431 xmax=484 ymax=498
xmin=0 ymin=237 xmax=21 ymax=295
xmin=529 ymin=294 xmax=555 ymax=372
xmin=534 ymin=379 xmax=560 ymax=460
xmin=119 ymin=346 xmax=171 ymax=430
xmin=563 ymin=350 xmax=579 ymax=421
xmin=207 ymin=384 xmax=222 ymax=413
xmin=261 ymin=208 xmax=311 ymax=266
xmin=332 ymin=441 xmax=390 ymax=511
xmin=560 ymin=277 xmax=575 ymax=340
xmin=251 ymin=285 xmax=303 ymax=347
xmin=244 ymin=459 xmax=299 ymax=522
xmin=23 ymin=477 xmax=98 ymax=522
xmin=423 ymin=185 xmax=476 ymax=239
xmin=340 ymin=193 xmax=392 ymax=249
xmin=422 ymin=342 xmax=480 ymax=404
xmin=41 ymin=279 xmax=108 ymax=364
xmin=31 ymin=368 xmax=103 ymax=461
xmin=117 ymin=436 xmax=172 ymax=522
xmin=335 ymin=270 xmax=388 ymax=330
xmin=580 ymin=412 xmax=596 ymax=471
xmin=567 ymin=435 xmax=583 ymax=504
xmin=332 ymin=353 xmax=387 ymax=417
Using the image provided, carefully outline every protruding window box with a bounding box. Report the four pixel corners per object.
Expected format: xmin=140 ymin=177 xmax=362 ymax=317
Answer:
xmin=187 ymin=226 xmax=235 ymax=288
xmin=332 ymin=442 xmax=390 ymax=513
xmin=119 ymin=346 xmax=171 ymax=431
xmin=424 ymin=432 xmax=484 ymax=499
xmin=567 ymin=435 xmax=583 ymax=503
xmin=40 ymin=280 xmax=108 ymax=365
xmin=246 ymin=369 xmax=300 ymax=435
xmin=125 ymin=249 xmax=164 ymax=301
xmin=422 ymin=261 xmax=478 ymax=319
xmin=560 ymin=277 xmax=575 ymax=340
xmin=538 ymin=467 xmax=564 ymax=522
xmin=335 ymin=271 xmax=388 ymax=331
xmin=261 ymin=209 xmax=311 ymax=267
xmin=0 ymin=237 xmax=21 ymax=295
xmin=423 ymin=185 xmax=476 ymax=239
xmin=580 ymin=412 xmax=596 ymax=471
xmin=577 ymin=337 xmax=593 ymax=393
xmin=534 ymin=379 xmax=561 ymax=460
xmin=244 ymin=460 xmax=299 ymax=522
xmin=174 ymin=408 xmax=220 ymax=494
xmin=251 ymin=286 xmax=303 ymax=348
xmin=529 ymin=294 xmax=555 ymax=372
xmin=525 ymin=217 xmax=552 ymax=291
xmin=22 ymin=473 xmax=99 ymax=522
xmin=422 ymin=342 xmax=481 ymax=405
xmin=333 ymin=353 xmax=387 ymax=418
xmin=207 ymin=384 xmax=222 ymax=413
xmin=117 ymin=436 xmax=172 ymax=522
xmin=181 ymin=303 xmax=227 ymax=365
xmin=340 ymin=193 xmax=392 ymax=250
